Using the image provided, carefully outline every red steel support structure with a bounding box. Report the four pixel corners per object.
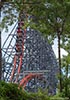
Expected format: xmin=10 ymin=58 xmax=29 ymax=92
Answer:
xmin=2 ymin=12 xmax=58 ymax=94
xmin=19 ymin=73 xmax=43 ymax=88
xmin=10 ymin=17 xmax=43 ymax=88
xmin=10 ymin=20 xmax=26 ymax=83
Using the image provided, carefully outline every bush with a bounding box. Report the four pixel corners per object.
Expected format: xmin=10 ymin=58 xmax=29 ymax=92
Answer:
xmin=0 ymin=81 xmax=50 ymax=100
xmin=0 ymin=81 xmax=28 ymax=100
xmin=0 ymin=81 xmax=68 ymax=100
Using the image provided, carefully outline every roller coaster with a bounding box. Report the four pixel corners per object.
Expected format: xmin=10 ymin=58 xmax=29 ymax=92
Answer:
xmin=2 ymin=15 xmax=58 ymax=94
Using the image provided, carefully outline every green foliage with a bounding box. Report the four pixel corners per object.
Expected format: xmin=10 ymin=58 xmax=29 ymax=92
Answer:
xmin=1 ymin=2 xmax=17 ymax=32
xmin=0 ymin=81 xmax=68 ymax=100
xmin=0 ymin=81 xmax=50 ymax=100
xmin=1 ymin=0 xmax=70 ymax=99
xmin=1 ymin=0 xmax=70 ymax=40
xmin=0 ymin=81 xmax=28 ymax=100
xmin=60 ymin=54 xmax=70 ymax=99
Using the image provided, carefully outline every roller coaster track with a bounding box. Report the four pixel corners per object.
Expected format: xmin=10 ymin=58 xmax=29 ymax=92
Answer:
xmin=2 ymin=18 xmax=48 ymax=89
xmin=10 ymin=20 xmax=26 ymax=83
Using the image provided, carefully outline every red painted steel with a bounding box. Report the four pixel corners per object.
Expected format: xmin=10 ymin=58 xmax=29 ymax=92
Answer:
xmin=10 ymin=21 xmax=25 ymax=82
xmin=19 ymin=73 xmax=43 ymax=88
xmin=10 ymin=19 xmax=43 ymax=88
xmin=10 ymin=55 xmax=17 ymax=81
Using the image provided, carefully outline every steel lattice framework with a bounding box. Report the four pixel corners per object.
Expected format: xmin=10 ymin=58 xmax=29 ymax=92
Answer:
xmin=2 ymin=19 xmax=58 ymax=94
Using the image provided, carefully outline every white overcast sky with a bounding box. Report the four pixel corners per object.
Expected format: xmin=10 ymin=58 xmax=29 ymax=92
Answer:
xmin=52 ymin=38 xmax=68 ymax=58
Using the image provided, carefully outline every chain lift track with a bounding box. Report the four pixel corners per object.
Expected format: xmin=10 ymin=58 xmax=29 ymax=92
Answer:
xmin=2 ymin=18 xmax=47 ymax=90
xmin=10 ymin=19 xmax=45 ymax=87
xmin=2 ymin=15 xmax=58 ymax=94
xmin=10 ymin=20 xmax=26 ymax=83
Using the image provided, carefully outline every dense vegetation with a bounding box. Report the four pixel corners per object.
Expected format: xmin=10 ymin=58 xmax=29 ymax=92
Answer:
xmin=0 ymin=81 xmax=69 ymax=100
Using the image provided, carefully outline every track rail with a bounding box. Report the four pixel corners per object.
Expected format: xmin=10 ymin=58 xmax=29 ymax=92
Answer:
xmin=9 ymin=18 xmax=47 ymax=88
xmin=2 ymin=15 xmax=48 ymax=89
xmin=19 ymin=73 xmax=43 ymax=88
xmin=10 ymin=20 xmax=26 ymax=82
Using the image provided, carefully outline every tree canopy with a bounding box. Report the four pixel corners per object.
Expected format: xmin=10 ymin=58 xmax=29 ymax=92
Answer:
xmin=1 ymin=0 xmax=70 ymax=41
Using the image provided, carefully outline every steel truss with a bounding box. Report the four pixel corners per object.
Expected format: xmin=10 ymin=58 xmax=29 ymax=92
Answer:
xmin=2 ymin=17 xmax=58 ymax=94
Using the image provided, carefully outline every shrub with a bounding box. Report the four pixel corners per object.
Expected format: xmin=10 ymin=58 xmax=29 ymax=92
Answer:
xmin=0 ymin=81 xmax=68 ymax=100
xmin=0 ymin=81 xmax=28 ymax=100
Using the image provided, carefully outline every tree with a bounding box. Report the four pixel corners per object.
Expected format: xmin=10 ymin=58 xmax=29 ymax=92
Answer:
xmin=29 ymin=0 xmax=70 ymax=92
xmin=1 ymin=0 xmax=70 ymax=93
xmin=61 ymin=39 xmax=70 ymax=97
